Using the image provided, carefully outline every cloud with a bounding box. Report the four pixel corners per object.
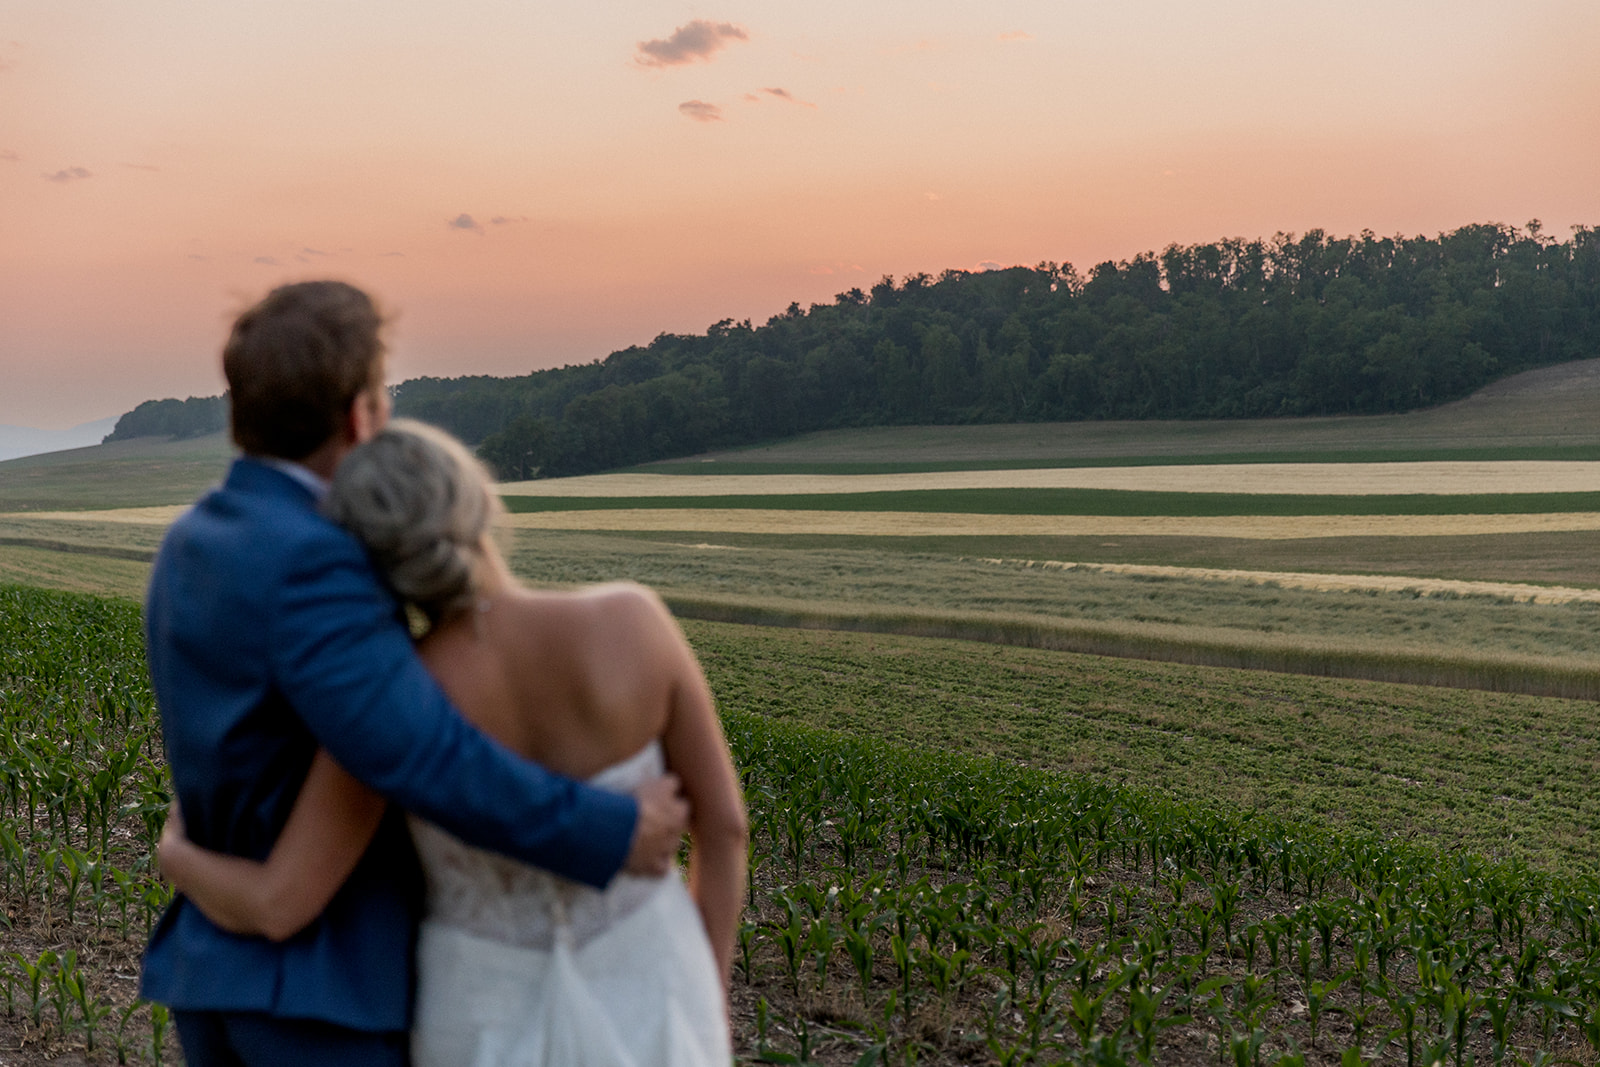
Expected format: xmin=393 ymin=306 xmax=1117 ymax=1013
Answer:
xmin=0 ymin=150 xmax=18 ymax=163
xmin=975 ymin=260 xmax=1005 ymax=272
xmin=43 ymin=166 xmax=92 ymax=184
xmin=925 ymin=191 xmax=942 ymax=202
xmin=253 ymin=256 xmax=279 ymax=266
xmin=678 ymin=99 xmax=724 ymax=123
xmin=380 ymin=251 xmax=406 ymax=258
xmin=489 ymin=215 xmax=528 ymax=226
xmin=446 ymin=213 xmax=484 ymax=234
xmin=301 ymin=247 xmax=327 ymax=256
xmin=122 ymin=162 xmax=160 ymax=172
xmin=759 ymin=86 xmax=816 ymax=108
xmin=999 ymin=31 xmax=1033 ymax=42
xmin=187 ymin=254 xmax=208 ymax=261
xmin=636 ymin=20 xmax=748 ymax=68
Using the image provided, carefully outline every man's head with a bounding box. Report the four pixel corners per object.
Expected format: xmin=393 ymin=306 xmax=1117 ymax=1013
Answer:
xmin=223 ymin=281 xmax=390 ymax=462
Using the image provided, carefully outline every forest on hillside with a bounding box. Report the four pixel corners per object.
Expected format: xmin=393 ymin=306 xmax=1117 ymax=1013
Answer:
xmin=107 ymin=223 xmax=1600 ymax=477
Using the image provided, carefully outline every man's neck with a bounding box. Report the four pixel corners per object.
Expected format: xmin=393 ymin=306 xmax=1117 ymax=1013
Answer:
xmin=295 ymin=436 xmax=350 ymax=481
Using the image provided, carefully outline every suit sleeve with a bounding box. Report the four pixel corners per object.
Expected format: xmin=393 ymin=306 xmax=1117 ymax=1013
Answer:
xmin=267 ymin=525 xmax=636 ymax=889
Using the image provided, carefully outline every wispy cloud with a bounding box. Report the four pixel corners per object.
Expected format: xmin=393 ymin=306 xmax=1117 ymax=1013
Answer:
xmin=43 ymin=166 xmax=92 ymax=184
xmin=187 ymin=254 xmax=208 ymax=261
xmin=678 ymin=99 xmax=724 ymax=123
xmin=758 ymin=86 xmax=815 ymax=108
xmin=489 ymin=215 xmax=528 ymax=226
xmin=0 ymin=150 xmax=18 ymax=163
xmin=121 ymin=162 xmax=160 ymax=172
xmin=636 ymin=20 xmax=748 ymax=68
xmin=999 ymin=31 xmax=1033 ymax=42
xmin=446 ymin=213 xmax=484 ymax=234
xmin=380 ymin=251 xmax=406 ymax=258
xmin=253 ymin=256 xmax=279 ymax=266
xmin=301 ymin=247 xmax=327 ymax=256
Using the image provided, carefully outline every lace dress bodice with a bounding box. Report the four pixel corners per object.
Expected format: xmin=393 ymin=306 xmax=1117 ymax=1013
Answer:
xmin=408 ymin=741 xmax=666 ymax=951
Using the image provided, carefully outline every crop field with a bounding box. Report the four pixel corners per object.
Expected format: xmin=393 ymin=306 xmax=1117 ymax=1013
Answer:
xmin=6 ymin=366 xmax=1600 ymax=1062
xmin=499 ymin=488 xmax=1600 ymax=516
xmin=9 ymin=585 xmax=1600 ymax=1066
xmin=501 ymin=463 xmax=1600 ymax=499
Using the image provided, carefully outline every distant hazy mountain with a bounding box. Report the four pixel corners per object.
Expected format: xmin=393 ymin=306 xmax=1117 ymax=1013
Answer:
xmin=0 ymin=416 xmax=120 ymax=462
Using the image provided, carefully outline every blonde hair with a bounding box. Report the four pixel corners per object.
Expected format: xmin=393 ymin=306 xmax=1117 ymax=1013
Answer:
xmin=325 ymin=419 xmax=501 ymax=621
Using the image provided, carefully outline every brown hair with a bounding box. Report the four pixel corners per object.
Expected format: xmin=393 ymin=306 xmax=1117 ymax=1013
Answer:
xmin=222 ymin=281 xmax=385 ymax=459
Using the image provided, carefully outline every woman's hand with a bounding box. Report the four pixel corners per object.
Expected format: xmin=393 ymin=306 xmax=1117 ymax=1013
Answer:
xmin=157 ymin=799 xmax=190 ymax=886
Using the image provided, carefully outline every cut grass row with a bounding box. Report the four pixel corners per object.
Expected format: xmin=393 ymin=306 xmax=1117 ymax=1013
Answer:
xmin=6 ymin=524 xmax=1600 ymax=700
xmin=500 ymin=488 xmax=1600 ymax=516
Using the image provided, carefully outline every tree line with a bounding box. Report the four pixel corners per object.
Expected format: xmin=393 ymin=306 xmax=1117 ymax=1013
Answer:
xmin=106 ymin=223 xmax=1600 ymax=478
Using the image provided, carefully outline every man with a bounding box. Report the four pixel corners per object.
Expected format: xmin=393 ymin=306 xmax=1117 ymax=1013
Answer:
xmin=141 ymin=281 xmax=689 ymax=1065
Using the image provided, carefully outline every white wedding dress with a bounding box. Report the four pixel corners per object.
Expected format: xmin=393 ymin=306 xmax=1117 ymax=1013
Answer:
xmin=408 ymin=741 xmax=731 ymax=1067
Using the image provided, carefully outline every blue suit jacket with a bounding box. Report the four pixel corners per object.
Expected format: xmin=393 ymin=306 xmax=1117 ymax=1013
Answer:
xmin=141 ymin=457 xmax=637 ymax=1031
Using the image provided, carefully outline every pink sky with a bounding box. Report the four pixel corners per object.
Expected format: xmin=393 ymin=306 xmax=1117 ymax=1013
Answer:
xmin=2 ymin=1 xmax=1597 ymax=427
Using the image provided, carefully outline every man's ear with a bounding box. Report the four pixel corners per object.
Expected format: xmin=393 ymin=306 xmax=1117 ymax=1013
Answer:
xmin=347 ymin=389 xmax=381 ymax=444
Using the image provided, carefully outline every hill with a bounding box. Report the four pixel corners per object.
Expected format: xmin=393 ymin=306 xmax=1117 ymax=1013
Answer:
xmin=0 ymin=431 xmax=233 ymax=512
xmin=96 ymin=223 xmax=1600 ymax=478
xmin=0 ymin=416 xmax=119 ymax=463
xmin=11 ymin=357 xmax=1600 ymax=513
xmin=643 ymin=358 xmax=1600 ymax=471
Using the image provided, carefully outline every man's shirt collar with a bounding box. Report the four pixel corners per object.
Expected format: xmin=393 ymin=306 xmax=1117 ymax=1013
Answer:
xmin=257 ymin=456 xmax=330 ymax=501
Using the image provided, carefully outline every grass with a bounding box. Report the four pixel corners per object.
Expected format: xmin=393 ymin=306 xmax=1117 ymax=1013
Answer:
xmin=6 ymin=522 xmax=1600 ymax=693
xmin=648 ymin=359 xmax=1600 ymax=469
xmin=637 ymin=445 xmax=1600 ymax=475
xmin=688 ymin=618 xmax=1600 ymax=873
xmin=0 ymin=544 xmax=154 ymax=600
xmin=0 ymin=432 xmax=232 ymax=512
xmin=610 ymin=528 xmax=1600 ymax=588
xmin=499 ymin=533 xmax=1600 ymax=663
xmin=501 ymin=488 xmax=1600 ymax=516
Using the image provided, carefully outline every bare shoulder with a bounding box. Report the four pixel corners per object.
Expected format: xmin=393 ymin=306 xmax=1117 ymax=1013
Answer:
xmin=580 ymin=581 xmax=672 ymax=624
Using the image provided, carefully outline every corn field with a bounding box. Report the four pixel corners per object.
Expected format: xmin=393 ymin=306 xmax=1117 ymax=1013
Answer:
xmin=5 ymin=582 xmax=1600 ymax=1065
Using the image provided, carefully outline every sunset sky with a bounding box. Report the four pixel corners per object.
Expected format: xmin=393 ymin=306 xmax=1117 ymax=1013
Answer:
xmin=3 ymin=1 xmax=1597 ymax=428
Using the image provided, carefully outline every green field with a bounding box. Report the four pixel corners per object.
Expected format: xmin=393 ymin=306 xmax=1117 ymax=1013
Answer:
xmin=638 ymin=446 xmax=1600 ymax=476
xmin=501 ymin=488 xmax=1600 ymax=516
xmin=8 ymin=585 xmax=1600 ymax=1066
xmin=649 ymin=359 xmax=1600 ymax=469
xmin=0 ymin=432 xmax=232 ymax=512
xmin=688 ymin=620 xmax=1600 ymax=871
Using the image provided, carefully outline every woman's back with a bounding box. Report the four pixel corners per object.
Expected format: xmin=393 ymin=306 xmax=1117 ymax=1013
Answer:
xmin=417 ymin=581 xmax=675 ymax=779
xmin=406 ymin=583 xmax=734 ymax=1066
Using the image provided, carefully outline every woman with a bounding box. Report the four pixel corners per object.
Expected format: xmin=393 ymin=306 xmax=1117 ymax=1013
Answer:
xmin=158 ymin=419 xmax=748 ymax=1067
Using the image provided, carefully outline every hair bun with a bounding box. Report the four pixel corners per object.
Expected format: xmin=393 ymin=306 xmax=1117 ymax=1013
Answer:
xmin=324 ymin=419 xmax=500 ymax=621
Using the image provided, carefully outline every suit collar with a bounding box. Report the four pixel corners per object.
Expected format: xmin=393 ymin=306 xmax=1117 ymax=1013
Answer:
xmin=224 ymin=454 xmax=322 ymax=506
